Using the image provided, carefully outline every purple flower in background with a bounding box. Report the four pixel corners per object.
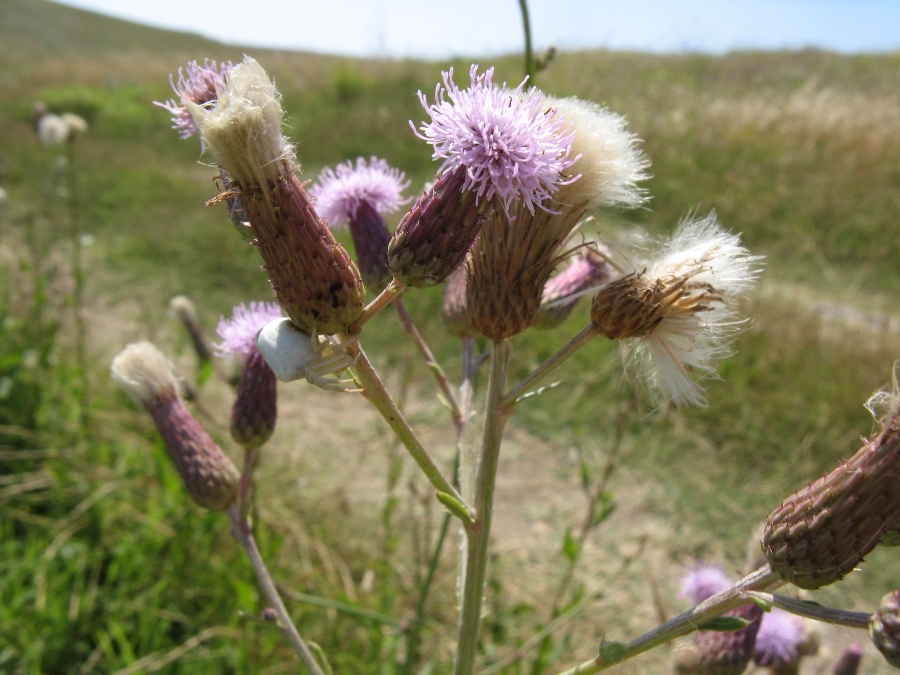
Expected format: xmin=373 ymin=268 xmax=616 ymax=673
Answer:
xmin=753 ymin=609 xmax=805 ymax=669
xmin=311 ymin=156 xmax=410 ymax=228
xmin=214 ymin=301 xmax=283 ymax=359
xmin=413 ymin=64 xmax=578 ymax=215
xmin=156 ymin=59 xmax=233 ymax=138
xmin=679 ymin=562 xmax=733 ymax=605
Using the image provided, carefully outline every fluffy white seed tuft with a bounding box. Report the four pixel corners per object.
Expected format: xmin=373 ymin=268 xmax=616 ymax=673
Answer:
xmin=110 ymin=342 xmax=180 ymax=408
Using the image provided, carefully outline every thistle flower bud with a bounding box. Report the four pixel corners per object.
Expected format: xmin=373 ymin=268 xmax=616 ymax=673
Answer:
xmin=168 ymin=295 xmax=212 ymax=364
xmin=111 ymin=342 xmax=239 ymax=510
xmin=761 ymin=383 xmax=900 ymax=590
xmin=155 ymin=58 xmax=233 ymax=139
xmin=679 ymin=562 xmax=734 ymax=605
xmin=833 ymin=643 xmax=864 ymax=675
xmin=441 ymin=264 xmax=476 ymax=337
xmin=590 ymin=214 xmax=761 ymax=406
xmin=215 ymin=302 xmax=283 ymax=449
xmin=870 ymin=590 xmax=900 ymax=668
xmin=311 ymin=157 xmax=410 ymax=290
xmin=534 ymin=248 xmax=616 ymax=329
xmin=752 ymin=609 xmax=806 ymax=673
xmin=190 ymin=57 xmax=365 ymax=335
xmin=693 ymin=603 xmax=763 ymax=675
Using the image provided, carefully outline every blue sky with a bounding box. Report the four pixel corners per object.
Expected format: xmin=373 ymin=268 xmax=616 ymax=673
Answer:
xmin=54 ymin=0 xmax=900 ymax=59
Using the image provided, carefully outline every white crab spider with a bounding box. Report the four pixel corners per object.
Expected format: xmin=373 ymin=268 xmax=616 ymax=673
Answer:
xmin=255 ymin=317 xmax=361 ymax=392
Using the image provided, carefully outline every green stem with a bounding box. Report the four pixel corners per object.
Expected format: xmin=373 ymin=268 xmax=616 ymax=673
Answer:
xmin=279 ymin=587 xmax=398 ymax=626
xmin=744 ymin=591 xmax=871 ymax=629
xmin=227 ymin=506 xmax=326 ymax=675
xmin=347 ymin=341 xmax=470 ymax=518
xmin=517 ymin=0 xmax=535 ymax=80
xmin=552 ymin=567 xmax=780 ymax=674
xmin=454 ymin=340 xmax=512 ymax=675
xmin=394 ymin=298 xmax=462 ymax=426
xmin=504 ymin=324 xmax=598 ymax=407
xmin=349 ymin=278 xmax=405 ymax=333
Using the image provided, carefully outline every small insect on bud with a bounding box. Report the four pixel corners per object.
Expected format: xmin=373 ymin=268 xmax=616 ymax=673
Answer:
xmin=870 ymin=590 xmax=900 ymax=668
xmin=111 ymin=342 xmax=239 ymax=510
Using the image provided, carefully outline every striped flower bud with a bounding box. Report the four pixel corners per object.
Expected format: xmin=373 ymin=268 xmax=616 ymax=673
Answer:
xmin=832 ymin=643 xmax=864 ymax=675
xmin=111 ymin=342 xmax=239 ymax=510
xmin=694 ymin=603 xmax=763 ymax=675
xmin=441 ymin=264 xmax=476 ymax=337
xmin=190 ymin=57 xmax=365 ymax=335
xmin=762 ymin=381 xmax=900 ymax=590
xmin=534 ymin=247 xmax=617 ymax=329
xmin=214 ymin=302 xmax=283 ymax=449
xmin=870 ymin=590 xmax=900 ymax=668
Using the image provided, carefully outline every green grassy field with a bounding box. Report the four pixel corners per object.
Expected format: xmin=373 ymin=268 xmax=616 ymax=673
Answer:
xmin=1 ymin=0 xmax=899 ymax=672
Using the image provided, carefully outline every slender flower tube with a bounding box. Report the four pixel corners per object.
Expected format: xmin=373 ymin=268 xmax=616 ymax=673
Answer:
xmin=870 ymin=591 xmax=900 ymax=667
xmin=466 ymin=95 xmax=647 ymax=340
xmin=190 ymin=57 xmax=365 ymax=335
xmin=168 ymin=295 xmax=212 ymax=365
xmin=389 ymin=65 xmax=578 ymax=287
xmin=692 ymin=603 xmax=763 ymax=675
xmin=533 ymin=247 xmax=617 ymax=329
xmin=111 ymin=342 xmax=239 ymax=510
xmin=762 ymin=377 xmax=900 ymax=590
xmin=590 ymin=213 xmax=762 ymax=406
xmin=215 ymin=302 xmax=283 ymax=449
xmin=311 ymin=157 xmax=410 ymax=290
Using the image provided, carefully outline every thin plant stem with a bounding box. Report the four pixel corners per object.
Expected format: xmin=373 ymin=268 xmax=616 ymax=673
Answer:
xmin=279 ymin=587 xmax=398 ymax=626
xmin=504 ymin=324 xmax=598 ymax=407
xmin=349 ymin=278 xmax=406 ymax=333
xmin=551 ymin=566 xmax=780 ymax=674
xmin=64 ymin=144 xmax=90 ymax=436
xmin=744 ymin=591 xmax=872 ymax=629
xmin=404 ymin=510 xmax=453 ymax=674
xmin=394 ymin=297 xmax=462 ymax=425
xmin=454 ymin=339 xmax=513 ymax=675
xmin=227 ymin=505 xmax=326 ymax=675
xmin=458 ymin=336 xmax=477 ymax=507
xmin=517 ymin=0 xmax=535 ymax=80
xmin=346 ymin=340 xmax=470 ymax=517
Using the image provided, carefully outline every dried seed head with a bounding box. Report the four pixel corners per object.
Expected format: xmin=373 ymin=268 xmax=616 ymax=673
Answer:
xmin=761 ymin=385 xmax=900 ymax=589
xmin=168 ymin=295 xmax=212 ymax=364
xmin=190 ymin=57 xmax=365 ymax=334
xmin=111 ymin=342 xmax=239 ymax=510
xmin=870 ymin=590 xmax=900 ymax=668
xmin=590 ymin=214 xmax=761 ymax=406
xmin=694 ymin=603 xmax=763 ymax=675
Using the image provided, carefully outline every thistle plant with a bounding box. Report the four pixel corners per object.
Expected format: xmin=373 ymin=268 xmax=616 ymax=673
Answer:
xmin=111 ymin=51 xmax=900 ymax=674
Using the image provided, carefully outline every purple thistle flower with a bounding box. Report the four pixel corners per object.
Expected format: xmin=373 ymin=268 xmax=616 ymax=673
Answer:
xmin=679 ymin=562 xmax=734 ymax=605
xmin=412 ymin=64 xmax=579 ymax=216
xmin=214 ymin=301 xmax=283 ymax=359
xmin=753 ymin=609 xmax=805 ymax=669
xmin=311 ymin=156 xmax=410 ymax=228
xmin=155 ymin=59 xmax=233 ymax=139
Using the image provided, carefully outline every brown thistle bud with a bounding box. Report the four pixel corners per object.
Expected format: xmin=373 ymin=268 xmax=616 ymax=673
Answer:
xmin=441 ymin=264 xmax=476 ymax=337
xmin=466 ymin=200 xmax=589 ymax=341
xmin=231 ymin=348 xmax=277 ymax=449
xmin=832 ymin=643 xmax=864 ymax=675
xmin=761 ymin=404 xmax=900 ymax=590
xmin=388 ymin=168 xmax=493 ymax=287
xmin=190 ymin=57 xmax=365 ymax=335
xmin=870 ymin=590 xmax=900 ymax=668
xmin=534 ymin=247 xmax=616 ymax=329
xmin=694 ymin=603 xmax=763 ymax=675
xmin=111 ymin=342 xmax=239 ymax=510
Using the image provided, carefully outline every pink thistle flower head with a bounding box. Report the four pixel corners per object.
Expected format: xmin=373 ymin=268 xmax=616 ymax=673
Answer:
xmin=413 ymin=64 xmax=579 ymax=216
xmin=214 ymin=301 xmax=283 ymax=359
xmin=311 ymin=156 xmax=410 ymax=228
xmin=753 ymin=609 xmax=805 ymax=668
xmin=678 ymin=562 xmax=734 ymax=605
xmin=155 ymin=59 xmax=233 ymax=139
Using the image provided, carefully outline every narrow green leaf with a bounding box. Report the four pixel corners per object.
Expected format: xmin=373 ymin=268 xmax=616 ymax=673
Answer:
xmin=436 ymin=491 xmax=474 ymax=523
xmin=697 ymin=616 xmax=751 ymax=632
